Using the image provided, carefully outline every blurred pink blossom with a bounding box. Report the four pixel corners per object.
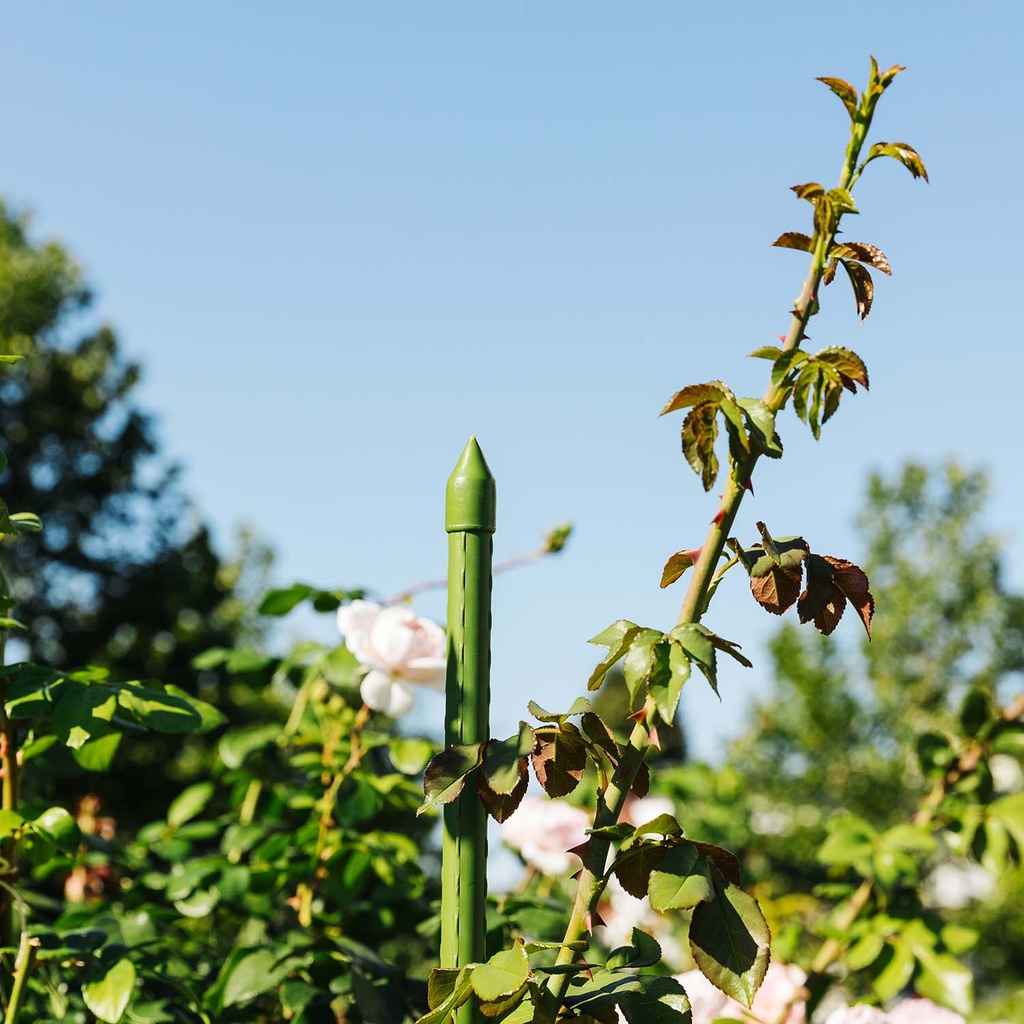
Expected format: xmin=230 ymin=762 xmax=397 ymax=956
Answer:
xmin=676 ymin=962 xmax=806 ymax=1024
xmin=337 ymin=600 xmax=446 ymax=717
xmin=824 ymin=1006 xmax=891 ymax=1024
xmin=888 ymin=997 xmax=965 ymax=1024
xmin=674 ymin=969 xmax=729 ymax=1024
xmin=500 ymin=796 xmax=591 ymax=875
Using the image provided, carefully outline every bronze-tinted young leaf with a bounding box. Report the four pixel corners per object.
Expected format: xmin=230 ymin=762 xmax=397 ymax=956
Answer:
xmin=791 ymin=182 xmax=825 ymax=202
xmin=659 ymin=380 xmax=732 ymax=416
xmin=841 ymin=259 xmax=874 ymax=320
xmin=816 ymin=346 xmax=869 ymax=390
xmin=772 ymin=232 xmax=813 ymax=252
xmin=477 ymin=760 xmax=529 ymax=823
xmin=681 ymin=402 xmax=720 ymax=491
xmin=816 ymin=76 xmax=859 ymax=118
xmin=827 ymin=187 xmax=858 ymax=215
xmin=632 ymin=761 xmax=650 ymax=799
xmin=797 ymin=553 xmax=873 ymax=637
xmin=826 ymin=555 xmax=874 ymax=636
xmin=823 ymin=257 xmax=839 ymax=286
xmin=418 ymin=742 xmax=485 ymax=816
xmin=481 ymin=725 xmax=535 ymax=795
xmin=832 ymin=241 xmax=892 ymax=275
xmin=615 ymin=842 xmax=668 ymax=899
xmin=531 ymin=729 xmax=587 ymax=798
xmin=660 ymin=550 xmax=694 ymax=589
xmin=753 ymin=522 xmax=808 ymax=569
xmin=813 ymin=194 xmax=837 ymax=239
xmin=865 ymin=140 xmax=929 ymax=182
xmin=748 ymin=345 xmax=782 ymax=361
xmin=689 ymin=881 xmax=770 ymax=1008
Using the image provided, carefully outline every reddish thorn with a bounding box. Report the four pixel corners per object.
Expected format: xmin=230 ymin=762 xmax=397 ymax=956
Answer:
xmin=742 ymin=477 xmax=754 ymax=495
xmin=649 ymin=725 xmax=661 ymax=750
xmin=567 ymin=842 xmax=590 ymax=861
xmin=685 ymin=547 xmax=703 ymax=565
xmin=777 ymin=334 xmax=786 ymax=343
xmin=584 ymin=912 xmax=595 ymax=934
xmin=627 ymin=708 xmax=647 ymax=723
xmin=711 ymin=508 xmax=725 ymax=527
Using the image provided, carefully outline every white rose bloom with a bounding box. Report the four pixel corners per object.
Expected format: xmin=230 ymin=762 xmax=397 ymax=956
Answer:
xmin=824 ymin=1006 xmax=892 ymax=1024
xmin=337 ymin=600 xmax=446 ymax=717
xmin=500 ymin=796 xmax=591 ymax=876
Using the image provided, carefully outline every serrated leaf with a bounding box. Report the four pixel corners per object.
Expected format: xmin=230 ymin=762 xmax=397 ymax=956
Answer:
xmin=618 ymin=975 xmax=692 ymax=1024
xmin=622 ymin=629 xmax=664 ymax=705
xmin=615 ymin=843 xmax=668 ymax=898
xmin=477 ymin=758 xmax=529 ymax=823
xmin=864 ymin=141 xmax=929 ymax=182
xmin=689 ymin=881 xmax=770 ymax=1008
xmin=690 ymin=841 xmax=742 ymax=885
xmin=649 ymin=644 xmax=690 ymax=724
xmin=419 ymin=966 xmax=475 ymax=1024
xmin=527 ymin=696 xmax=591 ymax=723
xmin=771 ymin=348 xmax=808 ymax=388
xmin=606 ymin=927 xmax=663 ymax=970
xmin=736 ymin=398 xmax=783 ymax=458
xmin=772 ymin=232 xmax=813 ymax=252
xmin=418 ymin=743 xmax=484 ymax=815
xmin=817 ymin=76 xmax=859 ymax=118
xmin=704 ymin=631 xmax=754 ymax=669
xmin=815 ymin=346 xmax=869 ymax=389
xmin=582 ymin=712 xmax=620 ymax=762
xmin=660 ymin=551 xmax=694 ymax=589
xmin=587 ymin=621 xmax=642 ymax=691
xmin=668 ymin=624 xmax=718 ymax=695
xmin=839 ymin=258 xmax=872 ymax=317
xmin=659 ymin=381 xmax=732 ymax=416
xmin=832 ymin=241 xmax=892 ymax=275
xmin=531 ymin=728 xmax=587 ymax=798
xmin=681 ymin=402 xmax=720 ymax=491
xmin=749 ymin=345 xmax=782 ymax=361
xmin=482 ymin=726 xmax=535 ymax=795
xmin=827 ymin=188 xmax=858 ymax=215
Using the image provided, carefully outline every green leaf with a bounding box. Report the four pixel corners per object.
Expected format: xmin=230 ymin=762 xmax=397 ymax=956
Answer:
xmin=618 ymin=975 xmax=692 ymax=1024
xmin=817 ymin=76 xmax=859 ymax=118
xmin=117 ymin=683 xmax=203 ymax=733
xmin=791 ymin=182 xmax=824 ymax=202
xmin=9 ymin=512 xmax=42 ymax=533
xmin=748 ymin=345 xmax=782 ymax=361
xmin=989 ymin=791 xmax=1024 ymax=849
xmin=257 ymin=583 xmax=313 ymax=616
xmin=771 ymin=348 xmax=809 ymax=388
xmin=959 ymin=686 xmax=993 ymax=737
xmin=482 ymin=725 xmax=535 ymax=794
xmin=827 ymin=188 xmax=858 ymax=214
xmin=819 ymin=814 xmax=877 ymax=868
xmin=72 ymin=732 xmax=122 ymax=771
xmin=668 ymin=624 xmax=718 ymax=695
xmin=418 ymin=967 xmax=475 ymax=1024
xmin=218 ymin=948 xmax=279 ymax=1009
xmin=472 ymin=940 xmax=530 ymax=1002
xmin=31 ymin=806 xmax=81 ymax=851
xmin=615 ymin=843 xmax=668 ymax=899
xmin=649 ymin=644 xmax=689 ymax=724
xmin=527 ymin=696 xmax=591 ymax=723
xmin=606 ymin=927 xmax=662 ymax=970
xmin=815 ymin=347 xmax=869 ymax=390
xmin=418 ymin=742 xmax=484 ymax=815
xmin=688 ymin=881 xmax=770 ymax=1008
xmin=83 ymin=959 xmax=136 ymax=1023
xmin=681 ymin=402 xmax=720 ymax=491
xmin=0 ymin=809 xmax=26 ymax=838
xmin=872 ymin=940 xmax=916 ymax=1002
xmin=587 ymin=620 xmax=642 ymax=691
xmin=648 ymin=843 xmax=715 ymax=910
xmin=389 ymin=737 xmax=437 ymax=774
xmin=736 ymin=398 xmax=783 ymax=458
xmin=167 ymin=781 xmax=215 ymax=829
xmin=622 ymin=629 xmax=664 ymax=705
xmin=660 ymin=550 xmax=694 ymax=589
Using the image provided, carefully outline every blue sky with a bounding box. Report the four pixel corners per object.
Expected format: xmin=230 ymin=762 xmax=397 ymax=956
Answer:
xmin=3 ymin=3 xmax=1022 ymax=759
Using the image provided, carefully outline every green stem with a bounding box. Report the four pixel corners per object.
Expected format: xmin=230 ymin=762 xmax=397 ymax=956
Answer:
xmin=0 ymin=630 xmax=17 ymax=1007
xmin=3 ymin=928 xmax=34 ymax=1024
xmin=546 ymin=85 xmax=882 ymax=1015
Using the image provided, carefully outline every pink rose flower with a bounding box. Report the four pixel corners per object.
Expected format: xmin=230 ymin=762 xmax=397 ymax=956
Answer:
xmin=888 ymin=998 xmax=965 ymax=1024
xmin=337 ymin=600 xmax=446 ymax=717
xmin=500 ymin=796 xmax=591 ymax=876
xmin=712 ymin=962 xmax=807 ymax=1024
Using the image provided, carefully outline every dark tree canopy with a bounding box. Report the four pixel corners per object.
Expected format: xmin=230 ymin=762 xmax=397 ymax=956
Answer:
xmin=0 ymin=201 xmax=267 ymax=816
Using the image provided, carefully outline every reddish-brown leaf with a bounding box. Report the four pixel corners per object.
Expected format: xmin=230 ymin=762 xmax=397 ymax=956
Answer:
xmin=833 ymin=241 xmax=892 ymax=275
xmin=476 ymin=760 xmax=529 ymax=823
xmin=750 ymin=564 xmax=803 ymax=615
xmin=772 ymin=232 xmax=813 ymax=252
xmin=825 ymin=555 xmax=874 ymax=637
xmin=660 ymin=550 xmax=695 ymax=589
xmin=797 ymin=553 xmax=874 ymax=638
xmin=690 ymin=840 xmax=743 ymax=886
xmin=531 ymin=730 xmax=587 ymax=798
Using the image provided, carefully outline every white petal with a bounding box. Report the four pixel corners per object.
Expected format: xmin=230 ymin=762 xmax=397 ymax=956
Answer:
xmin=360 ymin=669 xmax=397 ymax=712
xmin=368 ymin=607 xmax=422 ymax=670
xmin=338 ymin=600 xmax=382 ymax=662
xmin=383 ymin=680 xmax=416 ymax=717
xmin=401 ymin=656 xmax=447 ymax=688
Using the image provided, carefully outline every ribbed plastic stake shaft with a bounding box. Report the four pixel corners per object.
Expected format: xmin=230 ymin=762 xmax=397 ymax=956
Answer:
xmin=441 ymin=437 xmax=495 ymax=1021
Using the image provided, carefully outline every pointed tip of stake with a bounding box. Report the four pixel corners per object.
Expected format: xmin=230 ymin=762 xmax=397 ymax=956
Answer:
xmin=446 ymin=437 xmax=496 ymax=533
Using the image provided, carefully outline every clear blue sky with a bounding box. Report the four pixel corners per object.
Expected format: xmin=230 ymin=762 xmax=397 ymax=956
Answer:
xmin=3 ymin=3 xmax=1022 ymax=758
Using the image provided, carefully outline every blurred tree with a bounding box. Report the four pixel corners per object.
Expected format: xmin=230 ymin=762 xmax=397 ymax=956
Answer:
xmin=0 ymin=201 xmax=271 ymax=818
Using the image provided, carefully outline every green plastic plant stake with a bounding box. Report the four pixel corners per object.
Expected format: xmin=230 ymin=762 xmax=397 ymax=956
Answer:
xmin=442 ymin=437 xmax=495 ymax=1021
